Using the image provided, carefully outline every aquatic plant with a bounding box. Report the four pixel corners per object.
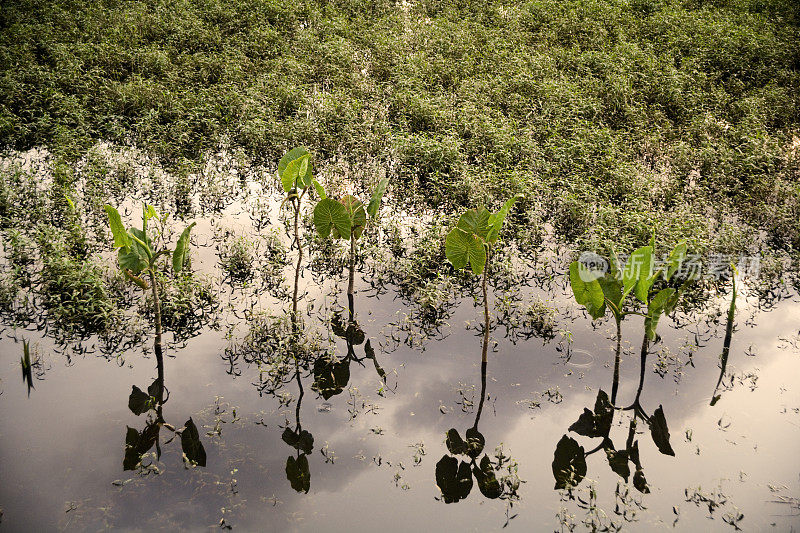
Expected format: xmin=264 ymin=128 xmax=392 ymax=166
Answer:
xmin=312 ymin=177 xmax=389 ymax=309
xmin=104 ymin=203 xmax=195 ymax=396
xmin=569 ymin=237 xmax=694 ymax=403
xmin=445 ymin=195 xmax=522 ymax=363
xmin=276 ymin=147 xmax=315 ymax=332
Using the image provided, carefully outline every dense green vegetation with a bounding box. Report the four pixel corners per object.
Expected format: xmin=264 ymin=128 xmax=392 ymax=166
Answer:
xmin=1 ymin=0 xmax=799 ymax=254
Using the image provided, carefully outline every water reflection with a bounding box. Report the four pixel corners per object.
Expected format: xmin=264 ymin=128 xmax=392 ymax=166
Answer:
xmin=123 ymin=353 xmax=206 ymax=471
xmin=711 ymin=276 xmax=737 ymax=406
xmin=552 ymin=324 xmax=679 ymax=494
xmin=435 ymin=285 xmax=522 ymax=510
xmin=283 ymin=367 xmax=313 ymax=493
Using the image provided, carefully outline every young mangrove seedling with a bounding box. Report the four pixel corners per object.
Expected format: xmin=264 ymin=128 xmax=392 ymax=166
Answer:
xmin=276 ymin=147 xmax=317 ymax=333
xmin=104 ymin=203 xmax=195 ymax=398
xmin=312 ymin=177 xmax=389 ymax=313
xmin=569 ymin=236 xmax=694 ymax=404
xmin=444 ymin=194 xmax=522 ymax=363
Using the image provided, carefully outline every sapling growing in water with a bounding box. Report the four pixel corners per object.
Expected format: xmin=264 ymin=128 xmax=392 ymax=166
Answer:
xmin=569 ymin=236 xmax=693 ymax=404
xmin=444 ymin=195 xmax=522 ymax=364
xmin=276 ymin=147 xmax=316 ymax=333
xmin=312 ymin=177 xmax=389 ymax=313
xmin=104 ymin=203 xmax=195 ymax=400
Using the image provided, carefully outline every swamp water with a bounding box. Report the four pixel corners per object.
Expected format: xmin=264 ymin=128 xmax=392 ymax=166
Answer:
xmin=0 ymin=149 xmax=799 ymax=532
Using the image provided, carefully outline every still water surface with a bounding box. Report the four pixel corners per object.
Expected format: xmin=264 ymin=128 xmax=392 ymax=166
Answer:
xmin=1 ymin=193 xmax=799 ymax=532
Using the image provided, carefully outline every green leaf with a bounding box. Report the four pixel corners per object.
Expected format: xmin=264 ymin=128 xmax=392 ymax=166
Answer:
xmin=129 ymin=228 xmax=152 ymax=259
xmin=597 ymin=275 xmax=623 ymax=317
xmin=486 ymin=194 xmax=522 ymax=244
xmin=312 ymin=179 xmax=326 ymax=199
xmin=280 ymin=154 xmax=311 ymax=193
xmin=665 ymin=240 xmax=688 ymax=280
xmin=104 ymin=205 xmax=130 ymax=249
xmin=649 ymin=405 xmax=675 ymax=456
xmin=277 ymin=147 xmax=311 ymax=191
xmin=172 ymin=222 xmax=196 ymax=272
xmin=118 ymin=246 xmax=148 ymax=276
xmin=142 ymin=203 xmax=157 ymax=233
xmin=341 ymin=195 xmax=367 ymax=239
xmin=313 ymin=198 xmax=351 ymax=240
xmin=622 ymin=246 xmax=653 ymax=303
xmin=456 ymin=207 xmax=491 ymax=241
xmin=552 ymin=435 xmax=587 ymax=490
xmin=445 ymin=227 xmax=486 ymax=275
xmin=645 ymin=288 xmax=676 ymax=341
xmin=366 ymin=177 xmax=389 ymax=219
xmin=569 ymin=262 xmax=606 ymax=320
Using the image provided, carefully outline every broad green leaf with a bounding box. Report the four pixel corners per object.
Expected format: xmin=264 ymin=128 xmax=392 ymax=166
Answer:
xmin=569 ymin=262 xmax=606 ymax=320
xmin=622 ymin=246 xmax=653 ymax=303
xmin=445 ymin=227 xmax=486 ymax=275
xmin=129 ymin=228 xmax=152 ymax=260
xmin=313 ymin=198 xmax=351 ymax=240
xmin=280 ymin=154 xmax=311 ymax=193
xmin=172 ymin=222 xmax=196 ymax=272
xmin=312 ymin=179 xmax=326 ymax=199
xmin=278 ymin=147 xmax=310 ymax=178
xmin=340 ymin=195 xmax=367 ymax=240
xmin=124 ymin=269 xmax=149 ymax=289
xmin=104 ymin=205 xmax=130 ymax=249
xmin=486 ymin=194 xmax=522 ymax=244
xmin=645 ymin=288 xmax=675 ymax=340
xmin=119 ymin=246 xmax=148 ymax=275
xmin=455 ymin=207 xmax=491 ymax=242
xmin=366 ymin=177 xmax=389 ymax=218
xmin=597 ymin=275 xmax=623 ymax=317
xmin=665 ymin=240 xmax=687 ymax=280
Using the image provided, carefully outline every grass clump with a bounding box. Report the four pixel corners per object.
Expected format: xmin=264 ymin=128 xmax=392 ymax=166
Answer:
xmin=1 ymin=0 xmax=798 ymax=253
